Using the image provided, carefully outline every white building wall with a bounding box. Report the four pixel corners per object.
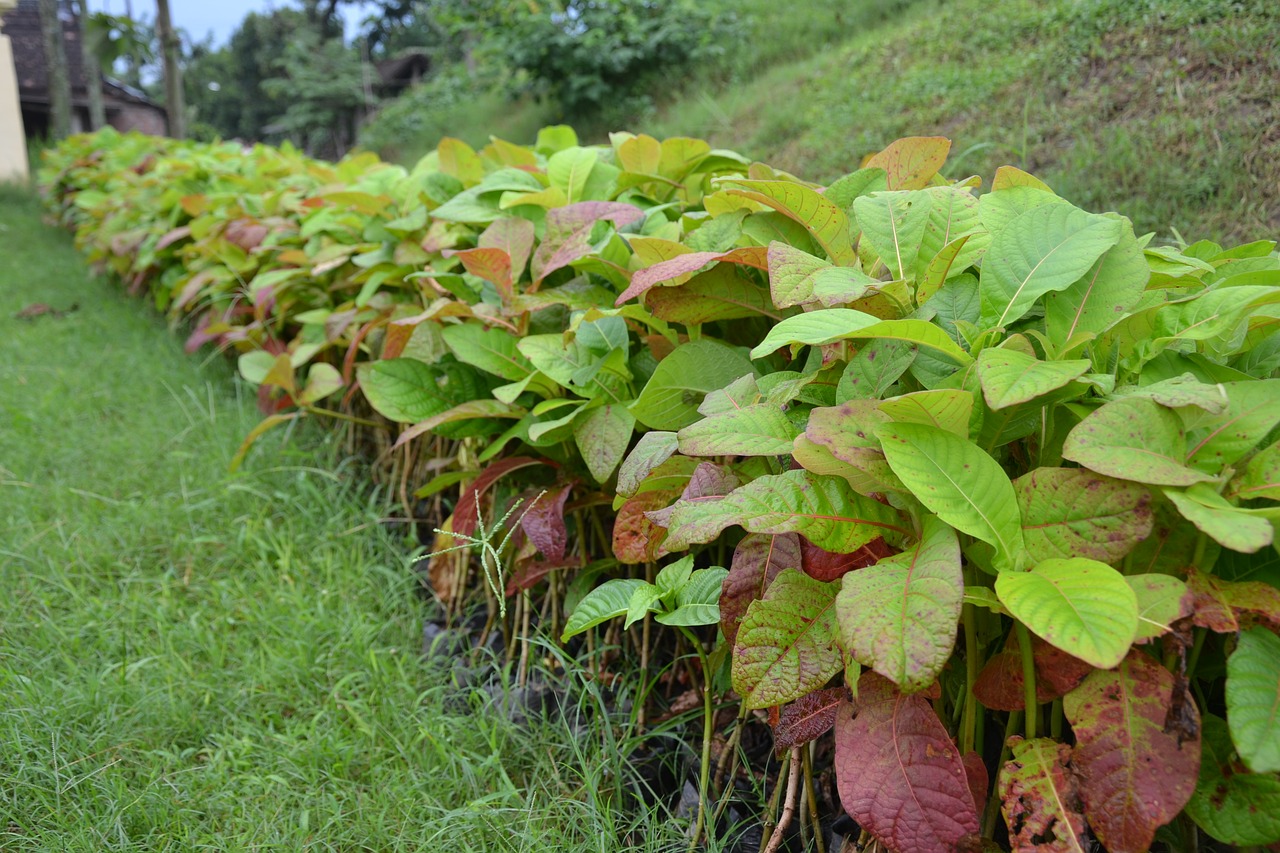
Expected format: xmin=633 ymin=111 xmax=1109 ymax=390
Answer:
xmin=0 ymin=0 xmax=30 ymax=182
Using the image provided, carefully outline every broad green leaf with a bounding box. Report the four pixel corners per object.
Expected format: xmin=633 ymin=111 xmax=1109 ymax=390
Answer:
xmin=1127 ymin=574 xmax=1191 ymax=641
xmin=630 ymin=340 xmax=754 ymax=430
xmin=1063 ymin=397 xmax=1216 ymax=487
xmin=977 ymin=186 xmax=1066 ymax=241
xmin=996 ymin=558 xmax=1138 ymax=668
xmin=1063 ymin=652 xmax=1201 ymax=853
xmin=852 ymin=190 xmax=932 ymax=280
xmin=237 ymin=350 xmax=276 ymax=385
xmin=1186 ymin=380 xmax=1280 ymax=474
xmin=998 ymin=738 xmax=1089 ymax=853
xmin=840 ymin=319 xmax=973 ymax=366
xmin=657 ymin=567 xmax=729 ymax=627
xmin=879 ymin=389 xmax=973 ymax=437
xmin=721 ymin=533 xmax=802 ymax=644
xmin=574 ymin=404 xmax=636 ymax=484
xmin=917 ymin=234 xmax=974 ymax=305
xmin=1113 ymin=374 xmax=1229 ymax=414
xmin=441 ymin=324 xmax=532 ymax=381
xmin=1226 ymin=627 xmax=1280 ymax=773
xmin=733 ymin=569 xmax=841 ymax=709
xmin=1165 ymin=485 xmax=1274 ymax=554
xmin=836 ymin=516 xmax=963 ymax=692
xmin=1230 ymin=440 xmax=1280 ymax=501
xmin=721 ymin=179 xmax=857 ymax=265
xmin=1044 ymin=217 xmax=1149 ymax=342
xmin=1187 ymin=714 xmax=1280 ymax=846
xmin=834 ymin=673 xmax=980 ymax=853
xmin=561 ymin=578 xmax=649 ymax=641
xmin=979 ymin=203 xmax=1123 ymax=329
xmin=838 ymin=339 xmax=917 ymax=400
xmin=625 ymin=583 xmax=662 ymax=629
xmin=1153 ymin=285 xmax=1280 ymax=346
xmin=546 ymin=147 xmax=598 ymax=204
xmin=646 ymin=265 xmax=779 ymax=324
xmin=357 ymin=358 xmax=484 ymax=425
xmin=767 ymin=241 xmax=876 ymax=308
xmin=749 ymin=308 xmax=880 ymax=358
xmin=976 ymin=347 xmax=1090 ymax=410
xmin=616 ymin=431 xmax=678 ymax=499
xmin=914 ymin=187 xmax=988 ymax=282
xmin=655 ymin=554 xmax=694 ymax=599
xmin=659 ymin=469 xmax=909 ymax=554
xmin=1015 ymin=467 xmax=1153 ymax=564
xmin=677 ymin=403 xmax=799 ymax=457
xmin=298 ymin=362 xmax=343 ymax=404
xmin=393 ymin=399 xmax=522 ymax=447
xmin=876 ymin=422 xmax=1023 ymax=569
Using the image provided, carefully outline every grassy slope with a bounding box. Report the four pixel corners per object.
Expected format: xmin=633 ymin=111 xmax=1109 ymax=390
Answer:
xmin=371 ymin=0 xmax=1278 ymax=245
xmin=0 ymin=188 xmax=689 ymax=851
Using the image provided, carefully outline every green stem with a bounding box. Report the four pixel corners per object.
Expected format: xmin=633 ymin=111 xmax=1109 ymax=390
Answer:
xmin=1186 ymin=628 xmax=1208 ymax=680
xmin=301 ymin=405 xmax=389 ymax=430
xmin=679 ymin=626 xmax=715 ymax=851
xmin=961 ymin=603 xmax=979 ymax=755
xmin=1015 ymin=622 xmax=1037 ymax=741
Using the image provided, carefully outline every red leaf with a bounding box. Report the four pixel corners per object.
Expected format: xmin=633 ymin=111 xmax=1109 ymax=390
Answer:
xmin=1062 ymin=650 xmax=1201 ymax=853
xmin=801 ymin=536 xmax=893 ymax=582
xmin=614 ymin=246 xmax=770 ymax=305
xmin=1186 ymin=565 xmax=1280 ymax=633
xmin=531 ymin=202 xmax=645 ymax=284
xmin=453 ymin=457 xmax=548 ymax=538
xmin=446 ymin=247 xmax=513 ymax=301
xmin=962 ymin=751 xmax=989 ymax=817
xmin=478 ymin=217 xmax=535 ymax=282
xmin=612 ymin=490 xmax=675 ymax=564
xmin=775 ymin=687 xmax=848 ymax=754
xmin=835 ymin=673 xmax=979 ymax=853
xmin=519 ymin=483 xmax=573 ymax=563
xmin=972 ymin=635 xmax=1093 ymax=711
xmin=998 ymin=737 xmax=1088 ymax=853
xmin=720 ymin=533 xmax=802 ymax=645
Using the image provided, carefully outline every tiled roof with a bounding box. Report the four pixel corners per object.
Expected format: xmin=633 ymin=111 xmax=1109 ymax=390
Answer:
xmin=1 ymin=0 xmax=161 ymax=108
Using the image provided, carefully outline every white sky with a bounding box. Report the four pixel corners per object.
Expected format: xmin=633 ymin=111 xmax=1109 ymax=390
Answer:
xmin=87 ymin=0 xmax=378 ymax=47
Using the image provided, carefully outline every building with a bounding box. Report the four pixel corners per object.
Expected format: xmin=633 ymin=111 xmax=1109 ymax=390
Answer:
xmin=0 ymin=0 xmax=166 ymax=142
xmin=0 ymin=0 xmax=28 ymax=179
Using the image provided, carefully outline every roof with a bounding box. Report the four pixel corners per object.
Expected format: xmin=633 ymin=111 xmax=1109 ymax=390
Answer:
xmin=374 ymin=48 xmax=430 ymax=88
xmin=1 ymin=0 xmax=164 ymax=111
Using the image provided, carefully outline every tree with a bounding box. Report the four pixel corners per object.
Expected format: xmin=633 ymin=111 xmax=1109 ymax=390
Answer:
xmin=73 ymin=0 xmax=105 ymax=130
xmin=36 ymin=0 xmax=72 ymax=138
xmin=155 ymin=0 xmax=184 ymax=137
xmin=261 ymin=27 xmax=371 ymax=158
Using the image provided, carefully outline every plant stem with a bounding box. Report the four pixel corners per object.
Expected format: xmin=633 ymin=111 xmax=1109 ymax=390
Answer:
xmin=1014 ymin=621 xmax=1038 ymax=740
xmin=679 ymin=626 xmax=715 ymax=851
xmin=803 ymin=745 xmax=826 ymax=853
xmin=764 ymin=747 xmax=802 ymax=853
xmin=961 ymin=602 xmax=979 ymax=755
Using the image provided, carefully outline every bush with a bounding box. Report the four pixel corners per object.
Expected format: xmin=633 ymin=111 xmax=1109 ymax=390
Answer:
xmin=41 ymin=127 xmax=1280 ymax=853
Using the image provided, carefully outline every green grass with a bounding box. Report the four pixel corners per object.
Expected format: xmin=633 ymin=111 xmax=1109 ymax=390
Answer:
xmin=364 ymin=0 xmax=1278 ymax=245
xmin=0 ymin=187 xmax=700 ymax=850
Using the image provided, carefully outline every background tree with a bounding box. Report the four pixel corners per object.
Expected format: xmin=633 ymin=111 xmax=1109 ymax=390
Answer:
xmin=36 ymin=0 xmax=72 ymax=138
xmin=261 ymin=26 xmax=372 ymax=158
xmin=155 ymin=0 xmax=183 ymax=137
xmin=73 ymin=0 xmax=105 ymax=130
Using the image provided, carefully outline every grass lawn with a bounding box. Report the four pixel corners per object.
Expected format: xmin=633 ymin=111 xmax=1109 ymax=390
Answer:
xmin=0 ymin=187 xmax=692 ymax=851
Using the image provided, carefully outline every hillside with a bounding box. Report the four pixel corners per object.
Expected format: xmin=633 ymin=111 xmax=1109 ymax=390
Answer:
xmin=362 ymin=0 xmax=1279 ymax=245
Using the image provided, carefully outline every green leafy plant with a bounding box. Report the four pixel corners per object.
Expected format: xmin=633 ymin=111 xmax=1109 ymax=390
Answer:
xmin=41 ymin=127 xmax=1280 ymax=853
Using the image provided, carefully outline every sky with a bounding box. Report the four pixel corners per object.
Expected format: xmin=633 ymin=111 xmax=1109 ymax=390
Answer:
xmin=87 ymin=0 xmax=377 ymax=47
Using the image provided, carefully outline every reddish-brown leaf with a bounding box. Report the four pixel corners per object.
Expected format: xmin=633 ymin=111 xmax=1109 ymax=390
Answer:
xmin=612 ymin=490 xmax=676 ymax=564
xmin=453 ymin=457 xmax=548 ymax=537
xmin=864 ymin=137 xmax=952 ymax=190
xmin=614 ymin=246 xmax=770 ymax=305
xmin=532 ymin=202 xmax=645 ymax=283
xmin=962 ymin=751 xmax=989 ymax=818
xmin=446 ymin=247 xmax=513 ymax=301
xmin=774 ymin=687 xmax=848 ymax=754
xmin=720 ymin=533 xmax=803 ymax=645
xmin=973 ymin=635 xmax=1094 ymax=711
xmin=519 ymin=483 xmax=573 ymax=563
xmin=1063 ymin=650 xmax=1201 ymax=853
xmin=998 ymin=737 xmax=1088 ymax=853
xmin=478 ymin=217 xmax=535 ymax=282
xmin=1186 ymin=565 xmax=1280 ymax=633
xmin=835 ymin=673 xmax=979 ymax=853
xmin=801 ymin=536 xmax=893 ymax=582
